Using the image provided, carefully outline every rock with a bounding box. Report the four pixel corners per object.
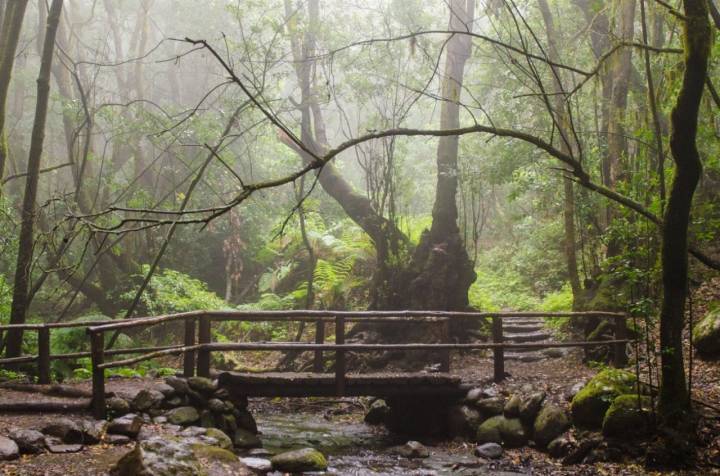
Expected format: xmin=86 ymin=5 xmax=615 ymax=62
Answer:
xmin=48 ymin=443 xmax=83 ymax=454
xmin=205 ymin=428 xmax=233 ymax=450
xmin=465 ymin=387 xmax=485 ymax=403
xmin=503 ymin=395 xmax=522 ymax=418
xmin=233 ymin=429 xmax=262 ymax=449
xmin=110 ymin=435 xmax=252 ymax=476
xmin=448 ymin=404 xmax=481 ymax=437
xmin=270 ymin=448 xmax=327 ymax=472
xmin=208 ymin=398 xmax=226 ymax=413
xmin=42 ymin=418 xmax=82 ymax=441
xmin=156 ymin=383 xmax=176 ymax=397
xmin=547 ymin=435 xmax=573 ymax=459
xmin=213 ymin=388 xmax=231 ymax=400
xmin=108 ymin=414 xmax=143 ymax=438
xmin=9 ymin=429 xmax=45 ymax=454
xmin=602 ymin=394 xmax=653 ymax=439
xmin=474 ymin=397 xmax=505 ymax=416
xmin=0 ymin=436 xmax=20 ymax=461
xmin=562 ymin=436 xmax=602 ymax=465
xmin=79 ymin=420 xmax=107 ymax=444
xmin=132 ymin=389 xmax=165 ymax=412
xmin=543 ymin=348 xmax=564 ymax=358
xmin=136 ymin=426 xmax=154 ymax=442
xmin=180 ymin=426 xmax=207 ymax=437
xmin=247 ymin=448 xmax=273 ymax=457
xmin=240 ymin=456 xmax=272 ymax=473
xmin=476 ymin=416 xmax=527 ymax=448
xmin=165 ymin=376 xmax=191 ymax=395
xmin=166 ymin=406 xmax=199 ymax=426
xmin=533 ymin=405 xmax=570 ymax=448
xmin=187 ymin=376 xmax=217 ymax=395
xmin=236 ymin=409 xmax=258 ymax=433
xmin=693 ymin=307 xmax=720 ymax=358
xmin=218 ymin=414 xmax=238 ymax=434
xmin=570 ymin=369 xmax=638 ymax=428
xmin=107 ymin=397 xmax=131 ymax=416
xmin=474 ymin=442 xmax=503 ymax=459
xmin=565 ymin=382 xmax=586 ymax=402
xmin=519 ymin=392 xmax=545 ymax=423
xmin=153 ymin=416 xmax=167 ymax=425
xmin=105 ymin=434 xmax=132 ymax=445
xmin=390 ymin=440 xmax=430 ymax=458
xmin=364 ymin=399 xmax=390 ymax=425
xmin=164 ymin=395 xmax=184 ymax=407
xmin=200 ymin=410 xmax=216 ymax=428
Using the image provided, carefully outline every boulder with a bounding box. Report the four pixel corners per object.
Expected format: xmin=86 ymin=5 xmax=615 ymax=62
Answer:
xmin=208 ymin=398 xmax=226 ymax=413
xmin=391 ymin=440 xmax=430 ymax=458
xmin=187 ymin=377 xmax=217 ymax=395
xmin=79 ymin=420 xmax=107 ymax=444
xmin=111 ymin=435 xmax=252 ymax=476
xmin=570 ymin=369 xmax=637 ymax=428
xmin=503 ymin=395 xmax=522 ymax=417
xmin=218 ymin=414 xmax=238 ymax=434
xmin=364 ymin=399 xmax=390 ymax=425
xmin=693 ymin=307 xmax=720 ymax=358
xmin=166 ymin=406 xmax=199 ymax=426
xmin=547 ymin=435 xmax=573 ymax=459
xmin=9 ymin=429 xmax=45 ymax=454
xmin=132 ymin=390 xmax=165 ymax=412
xmin=519 ymin=392 xmax=546 ymax=423
xmin=476 ymin=416 xmax=527 ymax=448
xmin=107 ymin=414 xmax=143 ymax=438
xmin=0 ymin=436 xmax=19 ymax=461
xmin=240 ymin=456 xmax=272 ymax=473
xmin=474 ymin=442 xmax=503 ymax=459
xmin=42 ymin=418 xmax=82 ymax=442
xmin=474 ymin=397 xmax=505 ymax=416
xmin=105 ymin=434 xmax=132 ymax=445
xmin=236 ymin=409 xmax=258 ymax=433
xmin=155 ymin=383 xmax=176 ymax=397
xmin=533 ymin=405 xmax=570 ymax=448
xmin=602 ymin=394 xmax=653 ymax=439
xmin=107 ymin=397 xmax=131 ymax=416
xmin=233 ymin=429 xmax=262 ymax=449
xmin=205 ymin=428 xmax=233 ymax=451
xmin=165 ymin=376 xmax=191 ymax=395
xmin=270 ymin=448 xmax=328 ymax=472
xmin=200 ymin=410 xmax=215 ymax=428
xmin=448 ymin=405 xmax=481 ymax=437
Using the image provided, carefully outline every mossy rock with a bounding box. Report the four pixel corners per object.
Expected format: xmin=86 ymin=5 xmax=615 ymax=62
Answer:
xmin=204 ymin=428 xmax=232 ymax=450
xmin=602 ymin=394 xmax=653 ymax=439
xmin=233 ymin=429 xmax=261 ymax=449
xmin=166 ymin=406 xmax=200 ymax=426
xmin=190 ymin=443 xmax=238 ymax=463
xmin=533 ymin=405 xmax=569 ymax=448
xmin=270 ymin=448 xmax=327 ymax=472
xmin=570 ymin=369 xmax=637 ymax=428
xmin=693 ymin=307 xmax=720 ymax=358
xmin=476 ymin=415 xmax=527 ymax=448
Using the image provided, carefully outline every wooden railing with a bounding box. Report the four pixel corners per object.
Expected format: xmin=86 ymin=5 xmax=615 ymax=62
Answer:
xmin=77 ymin=310 xmax=631 ymax=419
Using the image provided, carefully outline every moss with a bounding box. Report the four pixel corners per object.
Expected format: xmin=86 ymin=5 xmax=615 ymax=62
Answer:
xmin=571 ymin=369 xmax=638 ymax=428
xmin=190 ymin=444 xmax=238 ymax=463
xmin=475 ymin=415 xmax=527 ymax=448
xmin=270 ymin=448 xmax=328 ymax=472
xmin=693 ymin=307 xmax=720 ymax=358
xmin=533 ymin=405 xmax=570 ymax=448
xmin=602 ymin=394 xmax=653 ymax=439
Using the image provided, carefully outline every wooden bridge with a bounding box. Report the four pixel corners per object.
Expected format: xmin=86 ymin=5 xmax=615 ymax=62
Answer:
xmin=0 ymin=310 xmax=631 ymax=419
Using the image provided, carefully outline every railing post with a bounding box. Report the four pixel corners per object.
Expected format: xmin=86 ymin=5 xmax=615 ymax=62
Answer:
xmin=613 ymin=315 xmax=628 ymax=368
xmin=439 ymin=318 xmax=450 ymax=373
xmin=90 ymin=331 xmax=106 ymax=419
xmin=197 ymin=315 xmax=211 ymax=378
xmin=492 ymin=316 xmax=504 ymax=382
xmin=183 ymin=317 xmax=196 ymax=377
xmin=314 ymin=319 xmax=325 ymax=373
xmin=37 ymin=327 xmax=51 ymax=384
xmin=335 ymin=316 xmax=346 ymax=396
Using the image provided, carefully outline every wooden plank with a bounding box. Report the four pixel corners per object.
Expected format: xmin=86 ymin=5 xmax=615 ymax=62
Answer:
xmin=197 ymin=316 xmax=211 ymax=378
xmin=0 ymin=355 xmax=38 ymax=365
xmin=492 ymin=316 xmax=504 ymax=382
xmin=37 ymin=327 xmax=51 ymax=384
xmin=99 ymin=344 xmax=201 ymax=369
xmin=314 ymin=320 xmax=324 ymax=373
xmin=335 ymin=316 xmax=346 ymax=396
xmin=439 ymin=319 xmax=451 ymax=373
xmin=184 ymin=317 xmax=196 ymax=377
xmin=613 ymin=318 xmax=629 ymax=368
xmin=90 ymin=331 xmax=106 ymax=419
xmin=0 ymin=400 xmax=91 ymax=412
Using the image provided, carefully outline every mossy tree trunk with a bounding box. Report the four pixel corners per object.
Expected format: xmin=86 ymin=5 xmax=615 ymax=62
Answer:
xmin=658 ymin=0 xmax=710 ymax=426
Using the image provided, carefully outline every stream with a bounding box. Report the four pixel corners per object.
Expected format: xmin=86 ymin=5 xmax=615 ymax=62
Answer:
xmin=253 ymin=409 xmax=527 ymax=475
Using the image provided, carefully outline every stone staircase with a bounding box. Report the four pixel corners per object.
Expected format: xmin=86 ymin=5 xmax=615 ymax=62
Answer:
xmin=502 ymin=316 xmax=560 ymax=363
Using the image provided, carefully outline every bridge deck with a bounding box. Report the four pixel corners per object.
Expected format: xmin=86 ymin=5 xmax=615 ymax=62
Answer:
xmin=218 ymin=371 xmax=465 ymax=398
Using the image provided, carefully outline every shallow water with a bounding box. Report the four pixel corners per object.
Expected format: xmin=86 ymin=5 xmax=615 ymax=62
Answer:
xmin=255 ymin=411 xmax=525 ymax=475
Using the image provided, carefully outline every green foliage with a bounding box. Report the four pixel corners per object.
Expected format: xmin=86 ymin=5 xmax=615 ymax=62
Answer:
xmin=0 ymin=275 xmax=11 ymax=325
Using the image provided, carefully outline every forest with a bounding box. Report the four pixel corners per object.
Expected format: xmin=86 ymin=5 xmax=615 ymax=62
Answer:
xmin=0 ymin=0 xmax=719 ymax=474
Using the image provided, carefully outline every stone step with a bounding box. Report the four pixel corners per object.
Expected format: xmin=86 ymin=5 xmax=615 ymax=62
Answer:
xmin=502 ymin=318 xmax=545 ymax=326
xmin=502 ymin=323 xmax=544 ymax=333
xmin=505 ymin=352 xmax=545 ymax=362
xmin=504 ymin=331 xmax=552 ymax=343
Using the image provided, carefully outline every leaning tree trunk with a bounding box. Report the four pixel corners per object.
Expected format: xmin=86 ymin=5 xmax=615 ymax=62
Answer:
xmin=658 ymin=0 xmax=710 ymax=427
xmin=0 ymin=0 xmax=29 ymax=180
xmin=5 ymin=0 xmax=63 ymax=358
xmin=405 ymin=0 xmax=477 ymax=312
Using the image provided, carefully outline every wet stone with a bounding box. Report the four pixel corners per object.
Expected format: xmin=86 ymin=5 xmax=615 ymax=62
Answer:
xmin=8 ymin=429 xmax=45 ymax=454
xmin=475 ymin=442 xmax=503 ymax=459
xmin=0 ymin=436 xmax=20 ymax=461
xmin=240 ymin=456 xmax=272 ymax=472
xmin=107 ymin=414 xmax=143 ymax=438
xmin=391 ymin=440 xmax=430 ymax=459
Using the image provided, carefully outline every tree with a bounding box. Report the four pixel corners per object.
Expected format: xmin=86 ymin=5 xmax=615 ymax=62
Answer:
xmin=658 ymin=0 xmax=711 ymax=427
xmin=5 ymin=0 xmax=64 ymax=358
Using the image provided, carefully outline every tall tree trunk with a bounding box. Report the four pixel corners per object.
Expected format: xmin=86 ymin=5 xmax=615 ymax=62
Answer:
xmin=0 ymin=0 xmax=29 ymax=181
xmin=659 ymin=0 xmax=710 ymax=426
xmin=406 ymin=0 xmax=476 ymax=311
xmin=5 ymin=0 xmax=63 ymax=358
xmin=538 ymin=0 xmax=583 ymax=308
